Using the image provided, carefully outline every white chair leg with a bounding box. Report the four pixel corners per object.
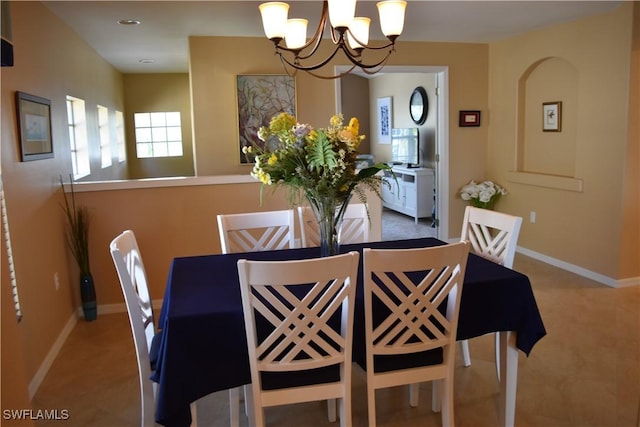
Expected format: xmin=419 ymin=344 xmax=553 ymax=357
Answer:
xmin=229 ymin=387 xmax=240 ymax=427
xmin=189 ymin=402 xmax=198 ymax=427
xmin=367 ymin=386 xmax=377 ymax=427
xmin=244 ymin=383 xmax=259 ymax=427
xmin=441 ymin=377 xmax=454 ymax=427
xmin=327 ymin=398 xmax=337 ymax=422
xmin=494 ymin=332 xmax=501 ymax=383
xmin=460 ymin=339 xmax=471 ymax=367
xmin=243 ymin=385 xmax=250 ymax=415
xmin=409 ymin=383 xmax=419 ymax=407
xmin=431 ymin=380 xmax=441 ymax=413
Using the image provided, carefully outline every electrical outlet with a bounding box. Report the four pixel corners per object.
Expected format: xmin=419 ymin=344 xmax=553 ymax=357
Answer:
xmin=54 ymin=272 xmax=60 ymax=291
xmin=530 ymin=211 xmax=536 ymax=223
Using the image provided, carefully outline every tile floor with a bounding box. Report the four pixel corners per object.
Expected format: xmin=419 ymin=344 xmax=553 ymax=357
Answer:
xmin=31 ymin=211 xmax=640 ymax=426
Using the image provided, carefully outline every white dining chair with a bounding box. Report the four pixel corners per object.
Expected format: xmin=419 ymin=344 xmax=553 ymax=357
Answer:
xmin=459 ymin=206 xmax=523 ymax=381
xmin=110 ymin=230 xmax=199 ymax=427
xmin=361 ymin=242 xmax=469 ymax=427
xmin=217 ymin=210 xmax=296 ymax=253
xmin=297 ymin=203 xmax=370 ymax=248
xmin=237 ymin=251 xmax=360 ymax=427
xmin=216 ymin=209 xmax=297 ymax=423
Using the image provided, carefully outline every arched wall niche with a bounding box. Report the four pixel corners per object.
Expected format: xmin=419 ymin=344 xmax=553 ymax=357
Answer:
xmin=510 ymin=56 xmax=584 ymax=192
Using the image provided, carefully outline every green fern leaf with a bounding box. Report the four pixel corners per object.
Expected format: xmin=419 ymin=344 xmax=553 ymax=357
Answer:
xmin=307 ymin=132 xmax=337 ymax=172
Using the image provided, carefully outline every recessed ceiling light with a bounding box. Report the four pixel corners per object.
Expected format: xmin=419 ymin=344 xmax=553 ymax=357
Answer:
xmin=117 ymin=19 xmax=141 ymax=26
xmin=139 ymin=59 xmax=155 ymax=64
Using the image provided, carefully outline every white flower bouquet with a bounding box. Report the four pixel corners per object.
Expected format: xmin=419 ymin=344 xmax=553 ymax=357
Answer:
xmin=459 ymin=180 xmax=507 ymax=210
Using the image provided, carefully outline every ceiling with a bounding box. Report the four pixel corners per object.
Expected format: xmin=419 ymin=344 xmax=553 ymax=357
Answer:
xmin=42 ymin=1 xmax=623 ymax=74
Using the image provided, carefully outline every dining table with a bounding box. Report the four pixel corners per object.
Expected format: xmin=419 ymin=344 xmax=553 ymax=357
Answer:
xmin=151 ymin=237 xmax=546 ymax=427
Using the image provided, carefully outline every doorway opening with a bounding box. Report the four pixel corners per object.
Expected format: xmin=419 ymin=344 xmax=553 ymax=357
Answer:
xmin=334 ymin=65 xmax=450 ymax=241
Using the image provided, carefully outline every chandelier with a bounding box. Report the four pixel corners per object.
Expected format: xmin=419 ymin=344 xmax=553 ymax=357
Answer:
xmin=258 ymin=0 xmax=407 ymax=79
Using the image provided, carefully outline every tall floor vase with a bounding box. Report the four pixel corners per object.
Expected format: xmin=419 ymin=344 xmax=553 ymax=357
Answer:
xmin=306 ymin=192 xmax=351 ymax=257
xmin=80 ymin=273 xmax=97 ymax=321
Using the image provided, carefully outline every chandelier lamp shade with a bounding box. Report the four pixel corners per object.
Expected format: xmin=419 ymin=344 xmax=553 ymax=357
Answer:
xmin=258 ymin=0 xmax=407 ymax=79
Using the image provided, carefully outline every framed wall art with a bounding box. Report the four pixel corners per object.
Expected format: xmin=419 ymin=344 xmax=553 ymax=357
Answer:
xmin=377 ymin=96 xmax=392 ymax=144
xmin=15 ymin=91 xmax=54 ymax=161
xmin=236 ymin=74 xmax=296 ymax=164
xmin=459 ymin=110 xmax=481 ymax=127
xmin=542 ymin=101 xmax=562 ymax=132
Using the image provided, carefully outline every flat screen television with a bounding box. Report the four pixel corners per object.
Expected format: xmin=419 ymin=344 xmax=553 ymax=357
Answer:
xmin=391 ymin=128 xmax=420 ymax=167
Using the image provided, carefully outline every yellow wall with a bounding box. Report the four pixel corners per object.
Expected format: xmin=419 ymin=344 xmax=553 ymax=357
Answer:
xmin=488 ymin=2 xmax=636 ymax=279
xmin=0 ymin=0 xmax=637 ymax=413
xmin=340 ymin=74 xmax=371 ymax=154
xmin=188 ymin=36 xmax=490 ymax=232
xmin=369 ymin=72 xmax=440 ymax=168
xmin=76 ymin=182 xmax=292 ymax=304
xmin=123 ymin=73 xmax=195 ymax=179
xmin=619 ymin=1 xmax=640 ymax=279
xmin=1 ymin=208 xmax=34 ymax=426
xmin=0 ymin=1 xmax=124 ymax=396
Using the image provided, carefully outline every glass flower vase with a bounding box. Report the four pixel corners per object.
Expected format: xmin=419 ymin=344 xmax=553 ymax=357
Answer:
xmin=306 ymin=192 xmax=351 ymax=257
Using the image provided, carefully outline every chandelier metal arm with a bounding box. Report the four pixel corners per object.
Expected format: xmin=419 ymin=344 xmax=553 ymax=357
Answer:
xmin=276 ymin=43 xmax=344 ymax=72
xmin=271 ymin=1 xmax=329 ymax=60
xmin=260 ymin=0 xmax=406 ymax=79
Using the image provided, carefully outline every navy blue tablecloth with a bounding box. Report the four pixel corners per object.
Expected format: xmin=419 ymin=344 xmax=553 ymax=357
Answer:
xmin=151 ymin=238 xmax=546 ymax=427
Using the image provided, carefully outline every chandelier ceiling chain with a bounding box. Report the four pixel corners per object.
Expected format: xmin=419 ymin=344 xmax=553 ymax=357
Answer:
xmin=259 ymin=0 xmax=407 ymax=80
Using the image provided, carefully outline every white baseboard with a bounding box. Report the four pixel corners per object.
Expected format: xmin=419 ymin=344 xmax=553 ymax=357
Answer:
xmin=516 ymin=246 xmax=640 ymax=288
xmin=447 ymin=236 xmax=639 ymax=288
xmin=28 ymin=313 xmax=78 ymax=399
xmin=74 ymin=299 xmax=164 ymax=317
xmin=31 ymin=298 xmax=164 ymax=398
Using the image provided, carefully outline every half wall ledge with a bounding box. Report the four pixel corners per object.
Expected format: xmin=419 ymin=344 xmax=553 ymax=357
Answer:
xmin=506 ymin=171 xmax=583 ymax=192
xmin=69 ymin=175 xmax=258 ymax=193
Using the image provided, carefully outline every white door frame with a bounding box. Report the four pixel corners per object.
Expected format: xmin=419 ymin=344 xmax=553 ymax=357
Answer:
xmin=334 ymin=65 xmax=450 ymax=240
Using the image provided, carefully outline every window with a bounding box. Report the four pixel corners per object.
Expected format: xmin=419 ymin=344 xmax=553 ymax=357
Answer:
xmin=66 ymin=96 xmax=90 ymax=179
xmin=134 ymin=112 xmax=183 ymax=158
xmin=115 ymin=110 xmax=126 ymax=162
xmin=97 ymin=105 xmax=111 ymax=168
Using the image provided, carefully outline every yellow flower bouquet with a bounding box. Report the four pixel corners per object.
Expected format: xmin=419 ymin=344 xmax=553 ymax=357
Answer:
xmin=243 ymin=112 xmax=390 ymax=255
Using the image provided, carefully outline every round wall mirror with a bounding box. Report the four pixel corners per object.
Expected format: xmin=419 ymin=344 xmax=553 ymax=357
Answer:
xmin=409 ymin=86 xmax=428 ymax=125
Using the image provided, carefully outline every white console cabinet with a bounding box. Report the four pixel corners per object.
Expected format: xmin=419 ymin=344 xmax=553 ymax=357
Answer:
xmin=382 ymin=166 xmax=434 ymax=223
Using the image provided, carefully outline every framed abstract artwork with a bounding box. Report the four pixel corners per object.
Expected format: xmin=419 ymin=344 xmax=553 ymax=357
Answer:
xmin=236 ymin=74 xmax=296 ymax=164
xmin=377 ymin=96 xmax=392 ymax=144
xmin=15 ymin=91 xmax=54 ymax=161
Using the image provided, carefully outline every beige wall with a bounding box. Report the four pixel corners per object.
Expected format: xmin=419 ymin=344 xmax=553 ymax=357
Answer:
xmin=1 ymin=0 xmax=637 ymax=412
xmin=123 ymin=73 xmax=195 ymax=179
xmin=369 ymin=73 xmax=440 ymax=169
xmin=340 ymin=74 xmax=371 ymax=154
xmin=619 ymin=1 xmax=640 ymax=279
xmin=189 ymin=37 xmax=490 ymax=232
xmin=76 ymin=182 xmax=291 ymax=304
xmin=1 ymin=1 xmax=124 ymax=398
xmin=1 ymin=213 xmax=34 ymax=426
xmin=488 ymin=2 xmax=636 ymax=279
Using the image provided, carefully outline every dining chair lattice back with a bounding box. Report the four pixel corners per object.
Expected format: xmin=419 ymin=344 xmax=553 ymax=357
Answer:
xmin=298 ymin=203 xmax=370 ymax=248
xmin=361 ymin=241 xmax=470 ymax=427
xmin=458 ymin=205 xmax=523 ymax=380
xmin=110 ymin=230 xmax=201 ymax=427
xmin=217 ymin=210 xmax=296 ymax=254
xmin=237 ymin=251 xmax=360 ymax=427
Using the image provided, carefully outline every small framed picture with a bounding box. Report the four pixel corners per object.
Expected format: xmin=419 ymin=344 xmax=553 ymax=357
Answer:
xmin=377 ymin=96 xmax=392 ymax=144
xmin=542 ymin=101 xmax=562 ymax=132
xmin=459 ymin=110 xmax=480 ymax=127
xmin=15 ymin=91 xmax=54 ymax=161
